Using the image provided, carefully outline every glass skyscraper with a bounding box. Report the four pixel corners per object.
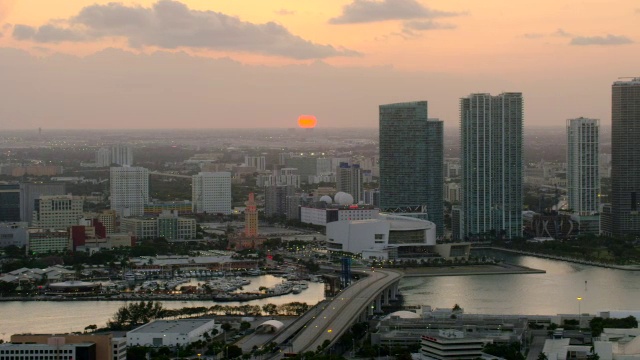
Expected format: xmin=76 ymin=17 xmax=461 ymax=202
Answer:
xmin=379 ymin=101 xmax=444 ymax=238
xmin=609 ymin=78 xmax=640 ymax=237
xmin=567 ymin=118 xmax=600 ymax=214
xmin=460 ymin=93 xmax=523 ymax=239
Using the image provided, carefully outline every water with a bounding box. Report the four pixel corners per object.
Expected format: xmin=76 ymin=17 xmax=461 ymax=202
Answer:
xmin=0 ymin=275 xmax=325 ymax=341
xmin=400 ymin=251 xmax=640 ymax=315
xmin=2 ymin=255 xmax=640 ymax=340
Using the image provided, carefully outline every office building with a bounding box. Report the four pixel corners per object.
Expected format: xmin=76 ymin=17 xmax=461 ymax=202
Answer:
xmin=0 ymin=184 xmax=21 ymax=222
xmin=111 ymin=144 xmax=133 ymax=166
xmin=0 ymin=222 xmax=29 ymax=248
xmin=9 ymin=333 xmax=125 ymax=360
xmin=608 ymin=78 xmax=640 ymax=237
xmin=379 ymin=102 xmax=444 ymax=238
xmin=121 ymin=212 xmax=196 ymax=241
xmin=421 ymin=330 xmax=488 ymax=360
xmin=27 ymin=228 xmax=69 ymax=253
xmin=192 ymin=172 xmax=231 ymax=215
xmin=264 ymin=185 xmax=296 ymax=218
xmin=110 ymin=166 xmax=149 ymax=217
xmin=32 ymin=195 xmax=84 ymax=229
xmin=336 ymin=162 xmax=363 ymax=204
xmin=20 ymin=183 xmax=66 ymax=224
xmin=460 ymin=93 xmax=523 ymax=239
xmin=0 ymin=342 xmax=97 ymax=360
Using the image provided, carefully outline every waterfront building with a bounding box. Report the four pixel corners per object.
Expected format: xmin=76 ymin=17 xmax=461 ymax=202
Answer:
xmin=110 ymin=166 xmax=149 ymax=217
xmin=0 ymin=184 xmax=21 ymax=222
xmin=607 ymin=78 xmax=640 ymax=237
xmin=9 ymin=333 xmax=125 ymax=360
xmin=32 ymin=195 xmax=84 ymax=229
xmin=460 ymin=93 xmax=523 ymax=239
xmin=192 ymin=172 xmax=231 ymax=215
xmin=0 ymin=342 xmax=97 ymax=360
xmin=336 ymin=162 xmax=363 ymax=204
xmin=127 ymin=319 xmax=220 ymax=347
xmin=420 ymin=330 xmax=489 ymax=360
xmin=567 ymin=117 xmax=600 ymax=234
xmin=19 ymin=183 xmax=66 ymax=224
xmin=27 ymin=228 xmax=69 ymax=254
xmin=379 ymin=101 xmax=444 ymax=238
xmin=111 ymin=144 xmax=133 ymax=166
xmin=121 ymin=212 xmax=196 ymax=241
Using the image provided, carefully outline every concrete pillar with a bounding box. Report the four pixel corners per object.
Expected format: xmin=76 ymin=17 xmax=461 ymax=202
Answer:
xmin=383 ymin=288 xmax=390 ymax=306
xmin=375 ymin=294 xmax=383 ymax=313
xmin=368 ymin=301 xmax=374 ymax=316
xmin=391 ymin=282 xmax=399 ymax=300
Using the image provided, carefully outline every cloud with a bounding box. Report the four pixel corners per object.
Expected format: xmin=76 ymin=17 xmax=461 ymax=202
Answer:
xmin=523 ymin=28 xmax=571 ymax=40
xmin=329 ymin=0 xmax=461 ymax=24
xmin=11 ymin=0 xmax=359 ymax=59
xmin=275 ymin=9 xmax=295 ymax=16
xmin=403 ymin=20 xmax=455 ymax=31
xmin=570 ymin=34 xmax=633 ymax=46
xmin=13 ymin=24 xmax=87 ymax=42
xmin=552 ymin=28 xmax=571 ymax=38
xmin=522 ymin=33 xmax=544 ymax=39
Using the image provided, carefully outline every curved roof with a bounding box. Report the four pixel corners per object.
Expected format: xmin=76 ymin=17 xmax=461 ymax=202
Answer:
xmin=334 ymin=192 xmax=354 ymax=205
xmin=385 ymin=310 xmax=421 ymax=319
xmin=378 ymin=213 xmax=435 ymax=231
xmin=256 ymin=319 xmax=285 ymax=333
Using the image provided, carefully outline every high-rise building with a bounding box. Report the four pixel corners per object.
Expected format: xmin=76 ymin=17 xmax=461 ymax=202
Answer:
xmin=460 ymin=93 xmax=523 ymax=239
xmin=32 ymin=195 xmax=84 ymax=229
xmin=244 ymin=193 xmax=258 ymax=237
xmin=567 ymin=117 xmax=600 ymax=233
xmin=336 ymin=162 xmax=363 ymax=204
xmin=96 ymin=147 xmax=111 ymax=167
xmin=20 ymin=182 xmax=66 ymax=224
xmin=244 ymin=156 xmax=266 ymax=171
xmin=111 ymin=144 xmax=133 ymax=166
xmin=110 ymin=166 xmax=149 ymax=217
xmin=0 ymin=184 xmax=21 ymax=222
xmin=265 ymin=185 xmax=296 ymax=218
xmin=192 ymin=172 xmax=231 ymax=215
xmin=379 ymin=101 xmax=444 ymax=238
xmin=608 ymin=78 xmax=640 ymax=237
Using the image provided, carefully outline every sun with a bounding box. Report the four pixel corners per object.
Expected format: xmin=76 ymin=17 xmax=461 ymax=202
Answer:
xmin=298 ymin=115 xmax=317 ymax=129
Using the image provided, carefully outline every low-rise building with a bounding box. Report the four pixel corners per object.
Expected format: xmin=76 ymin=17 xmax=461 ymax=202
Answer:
xmin=127 ymin=319 xmax=220 ymax=347
xmin=8 ymin=333 xmax=123 ymax=360
xmin=27 ymin=229 xmax=69 ymax=254
xmin=121 ymin=211 xmax=195 ymax=241
xmin=0 ymin=222 xmax=29 ymax=248
xmin=421 ymin=330 xmax=489 ymax=360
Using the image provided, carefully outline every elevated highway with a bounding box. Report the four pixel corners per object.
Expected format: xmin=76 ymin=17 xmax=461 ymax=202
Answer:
xmin=270 ymin=268 xmax=402 ymax=357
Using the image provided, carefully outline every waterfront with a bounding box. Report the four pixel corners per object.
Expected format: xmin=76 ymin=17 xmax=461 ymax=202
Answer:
xmin=400 ymin=251 xmax=640 ymax=315
xmin=0 ymin=275 xmax=325 ymax=341
xmin=2 ymin=254 xmax=640 ymax=341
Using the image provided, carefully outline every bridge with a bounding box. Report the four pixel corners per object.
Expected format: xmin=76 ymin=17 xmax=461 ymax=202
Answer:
xmin=269 ymin=268 xmax=403 ymax=358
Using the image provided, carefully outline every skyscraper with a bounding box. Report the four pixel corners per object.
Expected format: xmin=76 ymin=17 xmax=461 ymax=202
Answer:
xmin=192 ymin=172 xmax=231 ymax=215
xmin=20 ymin=182 xmax=66 ymax=224
xmin=110 ymin=166 xmax=149 ymax=217
xmin=566 ymin=118 xmax=600 ymax=231
xmin=379 ymin=101 xmax=444 ymax=237
xmin=0 ymin=184 xmax=21 ymax=222
xmin=111 ymin=144 xmax=133 ymax=166
xmin=336 ymin=162 xmax=363 ymax=203
xmin=460 ymin=93 xmax=523 ymax=239
xmin=609 ymin=78 xmax=640 ymax=237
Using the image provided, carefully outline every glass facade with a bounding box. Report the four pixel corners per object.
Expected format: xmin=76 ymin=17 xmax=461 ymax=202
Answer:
xmin=379 ymin=101 xmax=444 ymax=238
xmin=460 ymin=93 xmax=523 ymax=239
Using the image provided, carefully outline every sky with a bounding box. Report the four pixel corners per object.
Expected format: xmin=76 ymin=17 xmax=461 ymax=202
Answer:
xmin=0 ymin=0 xmax=638 ymax=129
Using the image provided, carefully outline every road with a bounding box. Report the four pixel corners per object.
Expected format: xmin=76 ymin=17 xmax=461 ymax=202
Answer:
xmin=271 ymin=268 xmax=402 ymax=357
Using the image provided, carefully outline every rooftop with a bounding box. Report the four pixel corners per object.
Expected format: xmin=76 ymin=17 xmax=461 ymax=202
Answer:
xmin=129 ymin=319 xmax=215 ymax=334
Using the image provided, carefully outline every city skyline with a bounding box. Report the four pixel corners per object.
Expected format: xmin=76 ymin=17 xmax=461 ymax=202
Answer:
xmin=0 ymin=0 xmax=638 ymax=129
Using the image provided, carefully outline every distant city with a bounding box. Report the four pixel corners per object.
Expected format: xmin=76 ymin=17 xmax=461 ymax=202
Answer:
xmin=0 ymin=79 xmax=639 ymax=360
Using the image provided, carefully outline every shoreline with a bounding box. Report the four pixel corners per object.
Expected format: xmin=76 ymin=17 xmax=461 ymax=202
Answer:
xmin=399 ymin=263 xmax=546 ymax=277
xmin=478 ymin=247 xmax=640 ymax=271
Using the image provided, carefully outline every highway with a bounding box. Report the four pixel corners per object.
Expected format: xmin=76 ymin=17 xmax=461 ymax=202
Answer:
xmin=271 ymin=268 xmax=402 ymax=357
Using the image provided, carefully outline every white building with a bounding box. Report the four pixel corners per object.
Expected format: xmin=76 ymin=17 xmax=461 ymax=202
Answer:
xmin=32 ymin=195 xmax=84 ymax=229
xmin=0 ymin=222 xmax=28 ymax=248
xmin=326 ymin=213 xmax=436 ymax=259
xmin=110 ymin=166 xmax=149 ymax=217
xmin=336 ymin=163 xmax=363 ymax=204
xmin=120 ymin=213 xmax=195 ymax=241
xmin=95 ymin=147 xmax=111 ymax=167
xmin=300 ymin=205 xmax=379 ymax=226
xmin=567 ymin=118 xmax=600 ymax=215
xmin=244 ymin=156 xmax=266 ymax=171
xmin=111 ymin=144 xmax=133 ymax=166
xmin=127 ymin=319 xmax=220 ymax=347
xmin=420 ymin=330 xmax=489 ymax=360
xmin=192 ymin=172 xmax=231 ymax=215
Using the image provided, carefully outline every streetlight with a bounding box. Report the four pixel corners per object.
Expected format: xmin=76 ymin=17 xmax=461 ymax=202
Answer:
xmin=577 ymin=297 xmax=583 ymax=330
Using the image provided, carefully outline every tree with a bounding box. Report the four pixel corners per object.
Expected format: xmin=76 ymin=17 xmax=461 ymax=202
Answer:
xmin=537 ymin=352 xmax=548 ymax=360
xmin=225 ymin=345 xmax=243 ymax=359
xmin=240 ymin=321 xmax=251 ymax=331
xmin=221 ymin=323 xmax=233 ymax=332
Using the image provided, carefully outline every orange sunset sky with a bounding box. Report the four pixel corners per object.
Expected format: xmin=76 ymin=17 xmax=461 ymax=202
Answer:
xmin=0 ymin=0 xmax=638 ymax=129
